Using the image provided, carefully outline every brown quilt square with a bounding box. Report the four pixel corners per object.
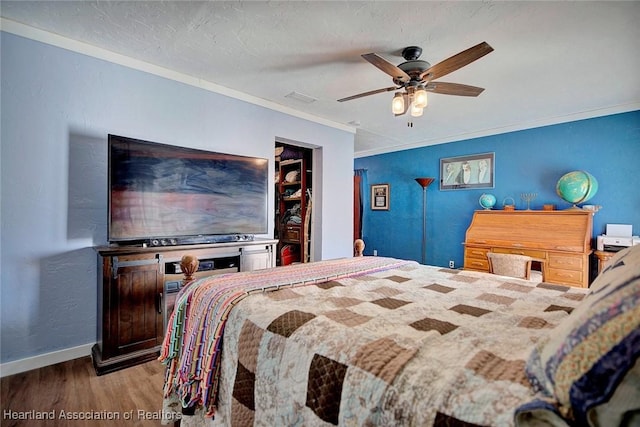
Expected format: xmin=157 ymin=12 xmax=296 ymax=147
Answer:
xmin=306 ymin=354 xmax=347 ymax=425
xmin=476 ymin=292 xmax=516 ymax=306
xmin=267 ymin=310 xmax=316 ymax=337
xmin=499 ymin=282 xmax=533 ymax=293
xmin=544 ymin=304 xmax=574 ymax=314
xmin=465 ymin=349 xmax=528 ymax=387
xmin=267 ymin=288 xmax=303 ymax=301
xmin=328 ymin=296 xmax=364 ymax=308
xmin=562 ymin=292 xmax=586 ymax=301
xmin=237 ymin=320 xmax=264 ymax=372
xmin=537 ymin=283 xmax=570 ymax=292
xmin=316 ymin=280 xmax=344 ymax=290
xmin=231 ymin=396 xmax=255 ymax=427
xmin=424 ymin=283 xmax=455 ymax=293
xmin=450 ymin=304 xmax=491 ymax=317
xmin=450 ymin=275 xmax=479 ymax=283
xmin=384 ymin=275 xmax=411 ymax=283
xmin=373 ymin=286 xmax=403 ymax=297
xmin=371 ymin=297 xmax=411 ymax=310
xmin=324 ymin=309 xmax=371 ymax=327
xmin=518 ymin=316 xmax=552 ymax=329
xmin=351 ymin=337 xmax=416 ymax=384
xmin=232 ymin=361 xmax=256 ymax=411
xmin=410 ymin=317 xmax=458 ymax=335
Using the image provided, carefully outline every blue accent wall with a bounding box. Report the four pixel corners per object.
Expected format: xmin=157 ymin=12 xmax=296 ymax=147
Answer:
xmin=354 ymin=111 xmax=640 ymax=267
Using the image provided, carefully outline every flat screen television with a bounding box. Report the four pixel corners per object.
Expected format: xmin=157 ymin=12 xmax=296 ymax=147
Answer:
xmin=108 ymin=134 xmax=268 ymax=244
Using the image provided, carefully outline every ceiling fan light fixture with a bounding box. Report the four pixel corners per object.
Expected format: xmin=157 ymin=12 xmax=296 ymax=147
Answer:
xmin=414 ymin=85 xmax=428 ymax=109
xmin=392 ymin=92 xmax=405 ymax=114
xmin=338 ymin=42 xmax=493 ymax=118
xmin=410 ymin=102 xmax=423 ymax=117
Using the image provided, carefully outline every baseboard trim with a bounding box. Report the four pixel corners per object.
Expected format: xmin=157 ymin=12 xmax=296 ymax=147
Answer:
xmin=0 ymin=343 xmax=94 ymax=378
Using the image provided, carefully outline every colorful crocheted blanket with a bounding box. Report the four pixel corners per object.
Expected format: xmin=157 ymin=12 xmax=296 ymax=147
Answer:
xmin=158 ymin=256 xmax=411 ymax=415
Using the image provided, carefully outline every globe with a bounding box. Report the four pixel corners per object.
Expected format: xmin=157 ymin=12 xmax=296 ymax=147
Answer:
xmin=479 ymin=193 xmax=497 ymax=210
xmin=556 ymin=171 xmax=598 ymax=207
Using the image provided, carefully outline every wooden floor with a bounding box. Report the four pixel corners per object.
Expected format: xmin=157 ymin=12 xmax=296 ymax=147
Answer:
xmin=1 ymin=357 xmax=168 ymax=426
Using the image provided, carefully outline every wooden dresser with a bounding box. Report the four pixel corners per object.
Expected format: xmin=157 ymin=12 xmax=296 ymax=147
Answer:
xmin=92 ymin=239 xmax=277 ymax=374
xmin=463 ymin=210 xmax=593 ymax=287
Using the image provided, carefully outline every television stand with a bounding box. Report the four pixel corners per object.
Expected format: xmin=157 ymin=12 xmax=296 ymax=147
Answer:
xmin=92 ymin=238 xmax=277 ymax=375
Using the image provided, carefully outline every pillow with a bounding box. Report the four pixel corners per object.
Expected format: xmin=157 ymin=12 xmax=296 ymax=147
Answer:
xmin=523 ymin=244 xmax=640 ymax=426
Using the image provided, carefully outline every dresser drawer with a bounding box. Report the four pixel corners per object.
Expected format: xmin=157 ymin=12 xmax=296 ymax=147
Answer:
xmin=546 ymin=268 xmax=585 ymax=287
xmin=465 ymin=247 xmax=489 ymax=260
xmin=464 ymin=247 xmax=489 ymax=271
xmin=548 ymin=254 xmax=584 ymax=271
xmin=464 ymin=256 xmax=489 ymax=272
xmin=464 ymin=257 xmax=489 ymax=271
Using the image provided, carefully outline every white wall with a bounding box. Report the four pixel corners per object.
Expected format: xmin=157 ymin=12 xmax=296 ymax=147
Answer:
xmin=0 ymin=31 xmax=355 ymax=368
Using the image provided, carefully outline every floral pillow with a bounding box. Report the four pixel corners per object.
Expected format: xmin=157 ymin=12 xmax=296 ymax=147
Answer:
xmin=518 ymin=244 xmax=640 ymax=426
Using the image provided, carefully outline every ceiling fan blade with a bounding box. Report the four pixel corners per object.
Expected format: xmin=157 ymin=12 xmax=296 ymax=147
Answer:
xmin=419 ymin=41 xmax=493 ymax=82
xmin=337 ymin=86 xmax=399 ymax=102
xmin=362 ymin=53 xmax=411 ymax=83
xmin=426 ymin=82 xmax=485 ymax=97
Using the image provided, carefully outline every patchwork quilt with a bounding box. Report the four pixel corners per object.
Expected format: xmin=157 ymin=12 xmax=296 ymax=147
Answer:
xmin=161 ymin=257 xmax=590 ymax=426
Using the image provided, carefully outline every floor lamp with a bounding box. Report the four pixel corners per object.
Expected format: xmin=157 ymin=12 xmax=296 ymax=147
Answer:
xmin=415 ymin=178 xmax=435 ymax=264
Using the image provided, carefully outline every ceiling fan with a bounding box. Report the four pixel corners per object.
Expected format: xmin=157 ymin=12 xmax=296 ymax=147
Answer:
xmin=337 ymin=41 xmax=494 ymax=117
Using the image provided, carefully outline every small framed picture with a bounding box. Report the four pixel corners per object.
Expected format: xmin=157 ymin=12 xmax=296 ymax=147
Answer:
xmin=440 ymin=152 xmax=495 ymax=190
xmin=371 ymin=184 xmax=390 ymax=210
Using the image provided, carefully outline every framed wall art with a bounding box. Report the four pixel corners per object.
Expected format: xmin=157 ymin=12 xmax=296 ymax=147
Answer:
xmin=371 ymin=183 xmax=390 ymax=210
xmin=440 ymin=152 xmax=495 ymax=190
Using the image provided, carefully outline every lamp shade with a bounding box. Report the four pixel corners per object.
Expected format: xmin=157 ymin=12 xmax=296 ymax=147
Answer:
xmin=415 ymin=177 xmax=435 ymax=188
xmin=414 ymin=86 xmax=428 ymax=109
xmin=410 ymin=102 xmax=423 ymax=117
xmin=392 ymin=93 xmax=405 ymax=114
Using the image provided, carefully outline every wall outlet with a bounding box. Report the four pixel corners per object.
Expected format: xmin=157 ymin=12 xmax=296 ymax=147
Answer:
xmin=449 ymin=260 xmax=455 ymax=268
xmin=373 ymin=249 xmax=378 ymax=256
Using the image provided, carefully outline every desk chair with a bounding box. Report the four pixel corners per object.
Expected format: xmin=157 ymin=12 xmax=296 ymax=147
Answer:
xmin=486 ymin=252 xmax=545 ymax=282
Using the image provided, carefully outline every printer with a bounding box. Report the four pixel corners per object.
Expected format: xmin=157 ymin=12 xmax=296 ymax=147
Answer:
xmin=597 ymin=224 xmax=640 ymax=252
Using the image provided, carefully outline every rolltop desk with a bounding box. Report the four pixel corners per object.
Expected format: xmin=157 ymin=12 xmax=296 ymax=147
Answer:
xmin=463 ymin=210 xmax=593 ymax=287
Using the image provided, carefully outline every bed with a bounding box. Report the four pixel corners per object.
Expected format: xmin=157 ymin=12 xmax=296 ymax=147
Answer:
xmin=159 ymin=244 xmax=640 ymax=427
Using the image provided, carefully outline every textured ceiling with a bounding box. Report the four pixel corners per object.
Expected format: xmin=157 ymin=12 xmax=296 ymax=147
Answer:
xmin=2 ymin=1 xmax=639 ymax=156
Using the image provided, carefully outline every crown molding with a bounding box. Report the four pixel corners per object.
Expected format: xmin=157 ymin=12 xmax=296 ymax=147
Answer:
xmin=1 ymin=18 xmax=355 ymax=135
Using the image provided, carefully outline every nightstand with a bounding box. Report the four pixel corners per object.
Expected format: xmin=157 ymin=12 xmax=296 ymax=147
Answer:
xmin=594 ymin=250 xmax=616 ymax=275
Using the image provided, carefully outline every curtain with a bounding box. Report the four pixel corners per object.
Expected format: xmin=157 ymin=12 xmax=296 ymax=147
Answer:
xmin=354 ymin=169 xmax=367 ymax=241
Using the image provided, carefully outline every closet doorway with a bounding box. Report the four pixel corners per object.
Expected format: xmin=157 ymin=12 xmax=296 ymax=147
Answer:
xmin=274 ymin=141 xmax=314 ymax=266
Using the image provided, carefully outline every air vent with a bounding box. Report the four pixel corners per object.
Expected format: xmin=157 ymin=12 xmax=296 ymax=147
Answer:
xmin=285 ymin=91 xmax=317 ymax=104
